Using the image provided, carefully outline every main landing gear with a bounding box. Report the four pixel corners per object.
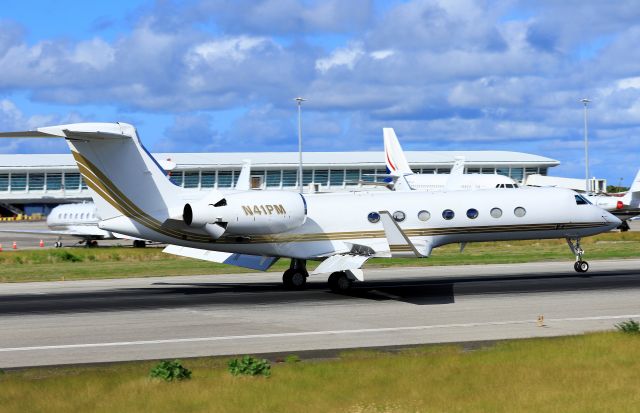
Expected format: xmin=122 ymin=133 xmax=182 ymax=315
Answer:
xmin=566 ymin=237 xmax=589 ymax=273
xmin=328 ymin=271 xmax=352 ymax=292
xmin=282 ymin=259 xmax=308 ymax=290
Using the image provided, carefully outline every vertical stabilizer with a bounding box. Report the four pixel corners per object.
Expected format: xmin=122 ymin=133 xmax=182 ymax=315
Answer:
xmin=235 ymin=159 xmax=252 ymax=191
xmin=444 ymin=156 xmax=466 ymax=191
xmin=622 ymin=168 xmax=640 ymax=207
xmin=383 ymin=128 xmax=413 ymax=175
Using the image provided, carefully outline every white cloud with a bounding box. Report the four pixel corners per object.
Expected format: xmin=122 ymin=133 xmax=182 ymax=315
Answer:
xmin=71 ymin=38 xmax=115 ymax=69
xmin=370 ymin=49 xmax=394 ymax=60
xmin=315 ymin=43 xmax=364 ymax=73
xmin=187 ymin=36 xmax=270 ymax=66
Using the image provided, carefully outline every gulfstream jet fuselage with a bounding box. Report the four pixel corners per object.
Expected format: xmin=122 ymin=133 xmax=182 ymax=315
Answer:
xmin=0 ymin=123 xmax=621 ymax=291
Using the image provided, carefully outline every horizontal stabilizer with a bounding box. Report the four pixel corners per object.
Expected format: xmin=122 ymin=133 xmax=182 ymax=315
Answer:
xmin=162 ymin=245 xmax=278 ymax=271
xmin=312 ymin=254 xmax=370 ymax=276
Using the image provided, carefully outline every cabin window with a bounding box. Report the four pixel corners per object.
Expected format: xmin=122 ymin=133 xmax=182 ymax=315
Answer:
xmin=466 ymin=208 xmax=479 ymax=219
xmin=442 ymin=209 xmax=455 ymax=220
xmin=367 ymin=212 xmax=380 ymax=223
xmin=80 ymin=213 xmax=85 ymax=219
xmin=418 ymin=210 xmax=431 ymax=221
xmin=63 ymin=213 xmax=68 ymax=219
xmin=393 ymin=211 xmax=406 ymax=222
xmin=514 ymin=207 xmax=526 ymax=217
xmin=490 ymin=208 xmax=502 ymax=218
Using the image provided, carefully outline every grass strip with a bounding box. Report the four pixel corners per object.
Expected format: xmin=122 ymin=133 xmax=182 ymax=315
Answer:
xmin=1 ymin=231 xmax=639 ymax=282
xmin=1 ymin=332 xmax=640 ymax=412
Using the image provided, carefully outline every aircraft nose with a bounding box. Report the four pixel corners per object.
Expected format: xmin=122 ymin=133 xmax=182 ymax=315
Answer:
xmin=603 ymin=210 xmax=622 ymax=229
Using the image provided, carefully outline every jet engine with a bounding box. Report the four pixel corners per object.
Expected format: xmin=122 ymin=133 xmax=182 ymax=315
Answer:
xmin=183 ymin=191 xmax=307 ymax=238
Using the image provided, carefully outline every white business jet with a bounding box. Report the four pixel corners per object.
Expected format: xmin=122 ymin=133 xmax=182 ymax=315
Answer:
xmin=0 ymin=123 xmax=620 ymax=291
xmin=0 ymin=202 xmax=124 ymax=247
xmin=383 ymin=128 xmax=518 ymax=191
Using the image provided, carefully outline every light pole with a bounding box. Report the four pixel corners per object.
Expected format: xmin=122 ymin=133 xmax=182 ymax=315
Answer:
xmin=581 ymin=98 xmax=591 ymax=193
xmin=295 ymin=97 xmax=306 ymax=194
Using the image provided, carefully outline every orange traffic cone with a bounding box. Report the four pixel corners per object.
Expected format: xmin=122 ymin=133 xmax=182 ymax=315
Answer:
xmin=12 ymin=241 xmax=17 ymax=249
xmin=39 ymin=239 xmax=44 ymax=248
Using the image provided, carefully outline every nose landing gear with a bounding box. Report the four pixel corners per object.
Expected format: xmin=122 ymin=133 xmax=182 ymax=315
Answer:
xmin=566 ymin=238 xmax=589 ymax=273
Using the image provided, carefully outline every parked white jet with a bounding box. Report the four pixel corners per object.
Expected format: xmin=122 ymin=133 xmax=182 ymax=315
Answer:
xmin=0 ymin=123 xmax=621 ymax=291
xmin=383 ymin=128 xmax=517 ymax=191
xmin=0 ymin=202 xmax=148 ymax=247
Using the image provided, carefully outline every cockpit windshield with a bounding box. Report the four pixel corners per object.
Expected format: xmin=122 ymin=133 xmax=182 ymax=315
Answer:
xmin=575 ymin=194 xmax=591 ymax=205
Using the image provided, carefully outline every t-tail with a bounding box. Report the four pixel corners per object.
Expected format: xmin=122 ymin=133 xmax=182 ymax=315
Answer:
xmin=0 ymin=122 xmax=211 ymax=227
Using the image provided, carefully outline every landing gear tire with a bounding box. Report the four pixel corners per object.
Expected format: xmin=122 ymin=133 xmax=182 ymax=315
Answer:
xmin=132 ymin=240 xmax=146 ymax=248
xmin=283 ymin=269 xmax=307 ymax=290
xmin=574 ymin=261 xmax=589 ymax=273
xmin=619 ymin=221 xmax=630 ymax=232
xmin=328 ymin=271 xmax=352 ymax=292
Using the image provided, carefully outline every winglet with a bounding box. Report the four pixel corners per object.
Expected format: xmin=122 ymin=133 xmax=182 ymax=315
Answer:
xmin=378 ymin=210 xmax=428 ymax=257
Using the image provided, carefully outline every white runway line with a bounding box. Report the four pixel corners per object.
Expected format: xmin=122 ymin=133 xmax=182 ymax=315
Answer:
xmin=1 ymin=314 xmax=638 ymax=353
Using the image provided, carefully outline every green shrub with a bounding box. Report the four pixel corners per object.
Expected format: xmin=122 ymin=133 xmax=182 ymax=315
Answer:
xmin=149 ymin=360 xmax=192 ymax=382
xmin=228 ymin=356 xmax=271 ymax=377
xmin=615 ymin=319 xmax=640 ymax=334
xmin=285 ymin=354 xmax=300 ymax=363
xmin=51 ymin=251 xmax=82 ymax=263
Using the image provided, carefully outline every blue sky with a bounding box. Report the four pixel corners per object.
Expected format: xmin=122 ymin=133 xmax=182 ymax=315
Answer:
xmin=1 ymin=0 xmax=640 ymax=184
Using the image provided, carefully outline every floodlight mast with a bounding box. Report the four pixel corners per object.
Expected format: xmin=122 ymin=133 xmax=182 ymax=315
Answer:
xmin=295 ymin=97 xmax=306 ymax=194
xmin=581 ymin=98 xmax=591 ymax=194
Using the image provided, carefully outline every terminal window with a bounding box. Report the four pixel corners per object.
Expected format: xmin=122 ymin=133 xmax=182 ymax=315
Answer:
xmin=217 ymin=171 xmax=233 ymax=188
xmin=201 ymin=171 xmax=215 ymax=188
xmin=314 ymin=169 xmax=328 ymax=185
xmin=0 ymin=174 xmax=8 ymax=191
xmin=184 ymin=171 xmax=199 ymax=188
xmin=46 ymin=173 xmax=62 ymax=190
xmin=282 ymin=170 xmax=297 ymax=187
xmin=64 ymin=173 xmax=81 ymax=190
xmin=345 ymin=169 xmax=359 ymax=186
xmin=11 ymin=173 xmax=27 ymax=191
xmin=29 ymin=173 xmax=45 ymax=190
xmin=329 ymin=169 xmax=344 ymax=187
xmin=361 ymin=169 xmax=375 ymax=183
xmin=266 ymin=170 xmax=281 ymax=187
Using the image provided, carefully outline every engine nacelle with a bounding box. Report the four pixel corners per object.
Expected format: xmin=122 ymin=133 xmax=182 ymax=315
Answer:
xmin=184 ymin=191 xmax=307 ymax=236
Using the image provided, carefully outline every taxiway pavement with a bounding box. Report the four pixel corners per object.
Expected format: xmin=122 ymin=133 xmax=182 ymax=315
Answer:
xmin=1 ymin=259 xmax=640 ymax=368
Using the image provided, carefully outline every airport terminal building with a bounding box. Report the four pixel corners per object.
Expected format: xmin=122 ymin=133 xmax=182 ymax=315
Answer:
xmin=0 ymin=151 xmax=559 ymax=215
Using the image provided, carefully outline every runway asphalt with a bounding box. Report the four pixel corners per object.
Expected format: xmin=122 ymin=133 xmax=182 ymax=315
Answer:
xmin=1 ymin=258 xmax=640 ymax=368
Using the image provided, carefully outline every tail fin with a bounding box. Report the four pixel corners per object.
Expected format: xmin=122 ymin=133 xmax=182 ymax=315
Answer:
xmin=622 ymin=168 xmax=640 ymax=207
xmin=2 ymin=122 xmax=219 ymax=222
xmin=444 ymin=156 xmax=466 ymax=191
xmin=383 ymin=128 xmax=413 ymax=175
xmin=235 ymin=159 xmax=252 ymax=191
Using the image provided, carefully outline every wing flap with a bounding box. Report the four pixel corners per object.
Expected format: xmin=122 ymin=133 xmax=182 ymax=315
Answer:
xmin=162 ymin=245 xmax=278 ymax=271
xmin=312 ymin=254 xmax=370 ymax=276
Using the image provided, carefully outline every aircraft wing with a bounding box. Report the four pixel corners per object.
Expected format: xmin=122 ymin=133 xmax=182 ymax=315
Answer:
xmin=162 ymin=245 xmax=279 ymax=271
